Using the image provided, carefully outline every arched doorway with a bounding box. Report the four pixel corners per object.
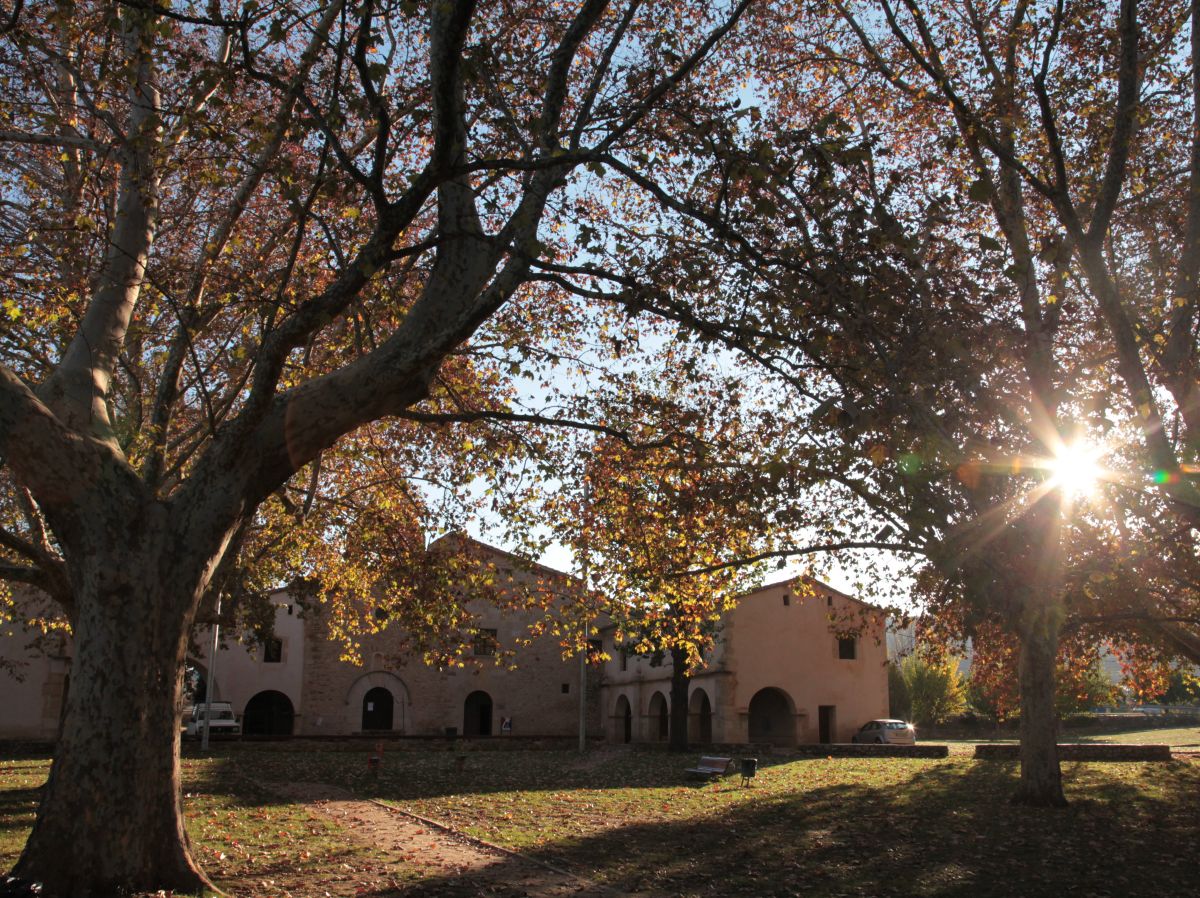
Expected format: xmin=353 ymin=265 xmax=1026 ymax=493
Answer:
xmin=688 ymin=689 xmax=713 ymax=744
xmin=748 ymin=687 xmax=795 ymax=745
xmin=362 ymin=686 xmax=394 ymax=731
xmin=648 ymin=692 xmax=669 ymax=741
xmin=613 ymin=695 xmax=633 ymax=743
xmin=463 ymin=690 xmax=493 ymax=736
xmin=243 ymin=690 xmax=295 ymax=736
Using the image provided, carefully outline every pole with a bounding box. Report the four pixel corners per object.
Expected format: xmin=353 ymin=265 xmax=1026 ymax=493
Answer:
xmin=578 ymin=619 xmax=588 ymax=754
xmin=578 ymin=475 xmax=591 ymax=754
xmin=201 ymin=595 xmax=221 ymax=752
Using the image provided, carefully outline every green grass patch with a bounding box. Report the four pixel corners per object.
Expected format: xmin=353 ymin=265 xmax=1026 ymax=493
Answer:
xmin=940 ymin=723 xmax=1200 ymax=748
xmin=0 ymin=752 xmax=401 ymax=897
xmin=5 ymin=747 xmax=1199 ymax=897
xmin=236 ymin=746 xmax=1200 ymax=897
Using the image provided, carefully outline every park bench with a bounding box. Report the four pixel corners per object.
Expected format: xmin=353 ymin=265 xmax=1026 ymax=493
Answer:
xmin=685 ymin=755 xmax=733 ymax=780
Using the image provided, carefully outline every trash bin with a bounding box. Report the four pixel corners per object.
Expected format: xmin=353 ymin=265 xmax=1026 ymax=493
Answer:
xmin=740 ymin=757 xmax=757 ymax=786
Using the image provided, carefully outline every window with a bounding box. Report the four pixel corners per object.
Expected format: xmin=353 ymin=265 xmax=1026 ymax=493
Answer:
xmin=263 ymin=637 xmax=283 ymax=664
xmin=782 ymin=593 xmax=790 ymax=606
xmin=838 ymin=637 xmax=856 ymax=660
xmin=649 ymin=649 xmax=664 ymax=667
xmin=561 ymin=683 xmax=570 ymax=694
xmin=473 ymin=628 xmax=498 ymax=656
xmin=373 ymin=606 xmax=389 ymax=622
xmin=620 ymin=649 xmax=628 ymax=672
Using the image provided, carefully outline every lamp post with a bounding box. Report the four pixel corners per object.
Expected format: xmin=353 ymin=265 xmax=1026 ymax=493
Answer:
xmin=578 ymin=474 xmax=592 ymax=754
xmin=200 ymin=594 xmax=221 ymax=752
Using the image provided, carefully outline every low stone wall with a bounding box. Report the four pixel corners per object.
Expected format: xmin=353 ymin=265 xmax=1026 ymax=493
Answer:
xmin=973 ymin=743 xmax=1173 ymax=762
xmin=785 ymin=743 xmax=949 ymax=759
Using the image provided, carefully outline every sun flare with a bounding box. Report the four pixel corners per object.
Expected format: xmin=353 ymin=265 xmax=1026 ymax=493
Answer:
xmin=1047 ymin=440 xmax=1105 ymax=497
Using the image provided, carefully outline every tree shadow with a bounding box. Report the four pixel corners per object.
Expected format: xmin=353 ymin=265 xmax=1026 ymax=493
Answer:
xmin=211 ymin=746 xmax=797 ymax=803
xmin=347 ymin=758 xmax=1199 ymax=898
xmin=195 ymin=749 xmax=1200 ymax=897
xmin=0 ymin=788 xmax=40 ymax=837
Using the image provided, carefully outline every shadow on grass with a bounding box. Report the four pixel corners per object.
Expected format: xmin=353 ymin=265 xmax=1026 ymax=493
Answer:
xmin=0 ymin=788 xmax=39 ymax=835
xmin=349 ymin=758 xmax=1198 ymax=898
xmin=173 ymin=749 xmax=1200 ymax=897
xmin=211 ymin=746 xmax=798 ymax=802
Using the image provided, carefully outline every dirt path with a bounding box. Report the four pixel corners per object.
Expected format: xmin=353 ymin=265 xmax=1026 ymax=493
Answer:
xmin=265 ymin=782 xmax=634 ymax=898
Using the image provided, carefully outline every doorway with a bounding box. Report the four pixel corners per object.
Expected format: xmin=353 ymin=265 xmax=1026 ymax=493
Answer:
xmin=362 ymin=687 xmax=394 ymax=731
xmin=818 ymin=705 xmax=836 ymax=744
xmin=463 ymin=690 xmax=493 ymax=736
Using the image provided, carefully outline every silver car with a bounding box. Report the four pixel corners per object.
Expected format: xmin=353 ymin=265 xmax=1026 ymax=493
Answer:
xmin=851 ymin=719 xmax=916 ymax=744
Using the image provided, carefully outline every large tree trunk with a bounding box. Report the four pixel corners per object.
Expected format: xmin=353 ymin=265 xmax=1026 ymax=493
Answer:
xmin=10 ymin=520 xmax=216 ymax=896
xmin=1011 ymin=497 xmax=1068 ymax=808
xmin=1014 ymin=602 xmax=1067 ymax=807
xmin=668 ymin=647 xmax=690 ymax=752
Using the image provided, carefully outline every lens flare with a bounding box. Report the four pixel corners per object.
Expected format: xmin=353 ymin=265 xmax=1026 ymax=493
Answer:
xmin=1047 ymin=441 xmax=1105 ymax=497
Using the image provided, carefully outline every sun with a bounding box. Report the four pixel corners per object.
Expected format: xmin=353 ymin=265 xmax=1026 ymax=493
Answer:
xmin=1046 ymin=440 xmax=1106 ymax=497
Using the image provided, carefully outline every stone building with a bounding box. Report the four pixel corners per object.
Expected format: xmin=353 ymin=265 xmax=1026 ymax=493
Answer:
xmin=598 ymin=577 xmax=889 ymax=746
xmin=0 ymin=540 xmax=889 ymax=745
xmin=193 ymin=535 xmax=601 ymax=738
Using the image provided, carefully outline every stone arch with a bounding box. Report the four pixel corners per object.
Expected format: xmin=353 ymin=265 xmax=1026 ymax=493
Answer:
xmin=688 ymin=688 xmax=713 ymax=744
xmin=243 ymin=690 xmax=295 ymax=736
xmin=611 ymin=694 xmax=633 ymax=744
xmin=647 ymin=691 xmax=669 ymax=742
xmin=345 ymin=671 xmax=410 ymax=734
xmin=748 ymin=687 xmax=796 ymax=746
xmin=463 ymin=690 xmax=493 ymax=737
xmin=184 ymin=658 xmax=221 ymax=704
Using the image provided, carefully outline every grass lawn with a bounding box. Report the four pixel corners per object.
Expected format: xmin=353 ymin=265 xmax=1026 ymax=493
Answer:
xmin=938 ymin=723 xmax=1200 ymax=750
xmin=3 ymin=745 xmax=1199 ymax=897
xmin=0 ymin=752 xmax=416 ymax=897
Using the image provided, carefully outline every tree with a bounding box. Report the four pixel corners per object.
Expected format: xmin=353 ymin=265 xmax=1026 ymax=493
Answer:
xmin=901 ymin=652 xmax=968 ymax=728
xmin=547 ymin=386 xmax=773 ymax=751
xmin=793 ymin=0 xmax=1200 ymax=803
xmin=596 ymin=0 xmax=1200 ymax=807
xmin=0 ymin=1 xmax=757 ymax=892
xmin=887 ymin=661 xmax=910 ymax=720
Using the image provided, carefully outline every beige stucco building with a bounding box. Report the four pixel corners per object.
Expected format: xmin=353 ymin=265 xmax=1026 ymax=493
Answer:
xmin=0 ymin=543 xmax=889 ymax=746
xmin=599 ymin=578 xmax=889 ymax=746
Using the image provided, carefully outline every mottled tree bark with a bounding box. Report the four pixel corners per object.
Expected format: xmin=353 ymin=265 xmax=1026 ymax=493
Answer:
xmin=11 ymin=508 xmax=217 ymax=895
xmin=1015 ymin=602 xmax=1067 ymax=807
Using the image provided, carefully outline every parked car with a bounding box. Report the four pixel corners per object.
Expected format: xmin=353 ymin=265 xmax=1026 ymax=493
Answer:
xmin=182 ymin=702 xmax=241 ymax=738
xmin=851 ymin=719 xmax=916 ymax=744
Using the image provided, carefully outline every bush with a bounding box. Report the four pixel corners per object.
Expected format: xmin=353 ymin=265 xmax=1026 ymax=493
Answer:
xmin=900 ymin=653 xmax=967 ymax=727
xmin=888 ymin=661 xmax=910 ymax=720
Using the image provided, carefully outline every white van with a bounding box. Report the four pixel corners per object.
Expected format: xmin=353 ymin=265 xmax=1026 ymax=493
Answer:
xmin=183 ymin=702 xmax=241 ymax=738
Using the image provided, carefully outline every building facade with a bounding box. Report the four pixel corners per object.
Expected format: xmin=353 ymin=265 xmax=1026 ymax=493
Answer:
xmin=1 ymin=544 xmax=888 ymax=745
xmin=599 ymin=578 xmax=889 ymax=746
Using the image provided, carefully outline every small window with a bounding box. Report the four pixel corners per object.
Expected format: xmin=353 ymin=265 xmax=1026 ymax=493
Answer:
xmin=620 ymin=649 xmax=628 ymax=672
xmin=473 ymin=628 xmax=498 ymax=656
xmin=561 ymin=683 xmax=570 ymax=694
xmin=838 ymin=637 xmax=856 ymax=660
xmin=827 ymin=595 xmax=833 ymax=607
xmin=263 ymin=637 xmax=283 ymax=663
xmin=782 ymin=593 xmax=790 ymax=606
xmin=373 ymin=606 xmax=389 ymax=622
xmin=649 ymin=649 xmax=664 ymax=667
